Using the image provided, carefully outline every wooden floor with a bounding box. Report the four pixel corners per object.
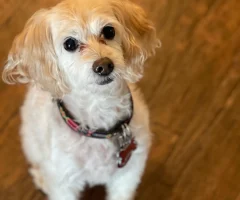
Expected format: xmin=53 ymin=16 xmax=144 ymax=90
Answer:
xmin=1 ymin=0 xmax=240 ymax=199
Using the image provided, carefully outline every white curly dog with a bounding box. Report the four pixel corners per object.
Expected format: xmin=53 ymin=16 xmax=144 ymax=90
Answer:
xmin=2 ymin=0 xmax=159 ymax=199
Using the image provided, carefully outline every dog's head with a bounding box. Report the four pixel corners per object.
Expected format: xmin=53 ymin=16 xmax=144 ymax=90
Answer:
xmin=2 ymin=0 xmax=159 ymax=97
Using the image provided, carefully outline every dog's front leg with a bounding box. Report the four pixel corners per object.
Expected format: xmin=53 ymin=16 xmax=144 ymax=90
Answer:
xmin=45 ymin=174 xmax=85 ymax=200
xmin=106 ymin=152 xmax=148 ymax=200
xmin=48 ymin=192 xmax=78 ymax=200
xmin=29 ymin=166 xmax=81 ymax=200
xmin=47 ymin=185 xmax=83 ymax=200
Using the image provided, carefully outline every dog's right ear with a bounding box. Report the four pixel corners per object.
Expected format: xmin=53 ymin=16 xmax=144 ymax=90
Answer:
xmin=2 ymin=9 xmax=69 ymax=97
xmin=2 ymin=9 xmax=49 ymax=85
xmin=2 ymin=28 xmax=31 ymax=85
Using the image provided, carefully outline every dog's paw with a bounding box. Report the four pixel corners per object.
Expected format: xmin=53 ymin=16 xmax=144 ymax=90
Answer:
xmin=29 ymin=165 xmax=48 ymax=194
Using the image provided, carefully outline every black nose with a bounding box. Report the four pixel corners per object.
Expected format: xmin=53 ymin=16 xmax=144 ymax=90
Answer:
xmin=92 ymin=57 xmax=114 ymax=76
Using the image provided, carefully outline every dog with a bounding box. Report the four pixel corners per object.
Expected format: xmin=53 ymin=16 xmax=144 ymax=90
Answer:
xmin=2 ymin=0 xmax=159 ymax=199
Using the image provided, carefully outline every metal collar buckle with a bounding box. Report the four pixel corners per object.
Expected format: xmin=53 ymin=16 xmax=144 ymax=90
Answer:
xmin=117 ymin=123 xmax=132 ymax=150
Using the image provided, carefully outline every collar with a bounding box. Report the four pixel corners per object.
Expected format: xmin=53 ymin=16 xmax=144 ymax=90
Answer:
xmin=56 ymin=93 xmax=137 ymax=168
xmin=56 ymin=96 xmax=133 ymax=139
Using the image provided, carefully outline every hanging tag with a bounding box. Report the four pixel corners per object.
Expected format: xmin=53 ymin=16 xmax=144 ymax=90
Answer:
xmin=116 ymin=124 xmax=137 ymax=168
xmin=117 ymin=138 xmax=137 ymax=168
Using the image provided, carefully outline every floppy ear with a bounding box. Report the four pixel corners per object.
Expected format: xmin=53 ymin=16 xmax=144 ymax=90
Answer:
xmin=110 ymin=0 xmax=160 ymax=70
xmin=2 ymin=9 xmax=69 ymax=97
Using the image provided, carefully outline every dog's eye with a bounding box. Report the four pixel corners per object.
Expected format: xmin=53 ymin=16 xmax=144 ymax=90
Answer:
xmin=64 ymin=38 xmax=79 ymax=52
xmin=102 ymin=26 xmax=115 ymax=40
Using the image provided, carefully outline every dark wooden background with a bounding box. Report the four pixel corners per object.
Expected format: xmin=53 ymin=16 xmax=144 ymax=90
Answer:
xmin=1 ymin=0 xmax=240 ymax=199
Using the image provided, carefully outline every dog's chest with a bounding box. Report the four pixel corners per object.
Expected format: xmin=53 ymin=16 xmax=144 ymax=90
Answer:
xmin=75 ymin=138 xmax=117 ymax=167
xmin=54 ymin=130 xmax=119 ymax=181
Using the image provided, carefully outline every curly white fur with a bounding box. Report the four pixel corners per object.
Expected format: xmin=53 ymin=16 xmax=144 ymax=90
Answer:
xmin=2 ymin=0 xmax=159 ymax=199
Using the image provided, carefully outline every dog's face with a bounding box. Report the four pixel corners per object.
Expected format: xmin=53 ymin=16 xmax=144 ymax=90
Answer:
xmin=2 ymin=0 xmax=159 ymax=97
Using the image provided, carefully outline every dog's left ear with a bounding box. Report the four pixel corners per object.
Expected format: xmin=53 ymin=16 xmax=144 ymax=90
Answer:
xmin=110 ymin=0 xmax=160 ymax=70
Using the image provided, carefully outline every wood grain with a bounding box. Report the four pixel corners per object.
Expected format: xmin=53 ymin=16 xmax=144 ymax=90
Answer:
xmin=1 ymin=0 xmax=240 ymax=199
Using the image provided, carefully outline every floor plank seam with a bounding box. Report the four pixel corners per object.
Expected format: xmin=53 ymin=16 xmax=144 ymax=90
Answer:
xmin=0 ymin=108 xmax=19 ymax=134
xmin=200 ymin=79 xmax=240 ymax=137
xmin=0 ymin=0 xmax=37 ymax=30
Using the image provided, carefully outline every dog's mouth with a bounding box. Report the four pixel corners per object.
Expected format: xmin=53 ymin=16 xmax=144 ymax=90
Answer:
xmin=97 ymin=77 xmax=114 ymax=85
